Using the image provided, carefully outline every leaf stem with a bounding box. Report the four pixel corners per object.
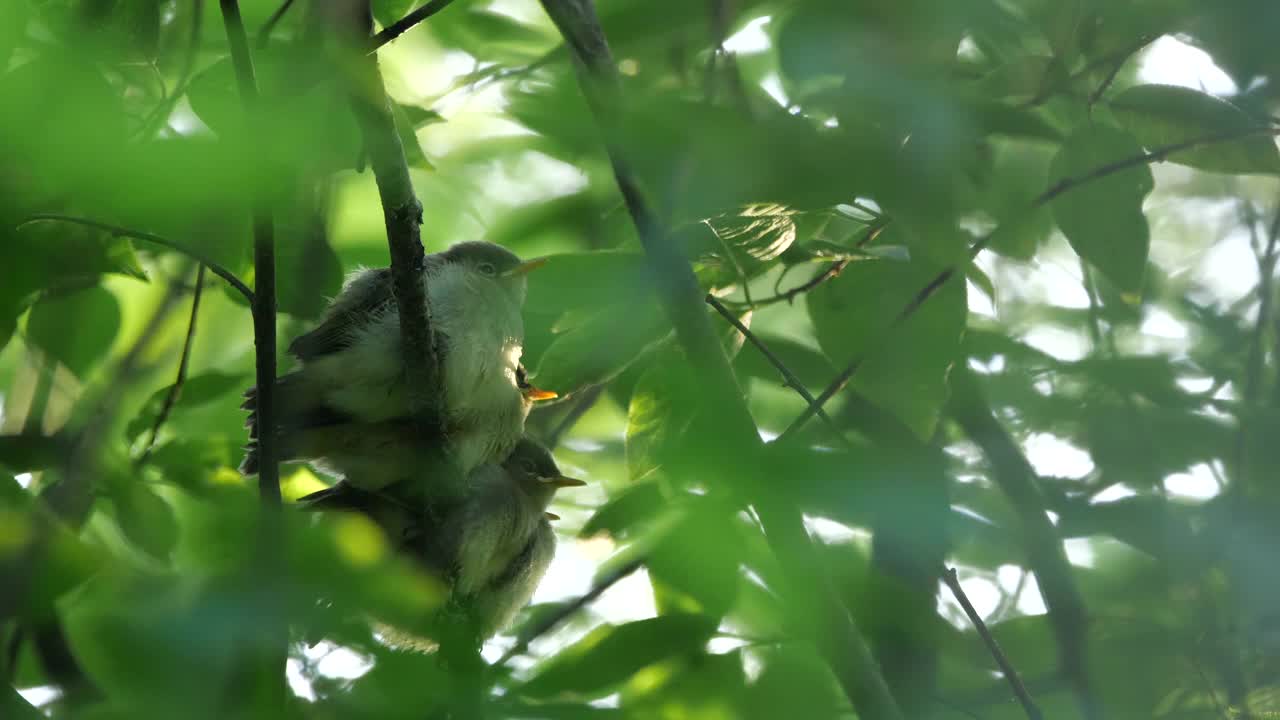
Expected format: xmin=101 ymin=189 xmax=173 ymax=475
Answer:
xmin=18 ymin=215 xmax=255 ymax=304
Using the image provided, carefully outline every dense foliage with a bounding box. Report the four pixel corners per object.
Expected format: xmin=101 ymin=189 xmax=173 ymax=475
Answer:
xmin=3 ymin=0 xmax=1280 ymax=718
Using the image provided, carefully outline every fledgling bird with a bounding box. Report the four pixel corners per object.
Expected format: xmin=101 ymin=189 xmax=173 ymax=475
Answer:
xmin=300 ymin=437 xmax=585 ymax=641
xmin=271 ymin=376 xmax=555 ymax=500
xmin=240 ymin=241 xmax=547 ymax=485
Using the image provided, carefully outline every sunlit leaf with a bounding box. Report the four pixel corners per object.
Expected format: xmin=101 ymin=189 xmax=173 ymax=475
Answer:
xmin=26 ymin=285 xmax=121 ymax=379
xmin=1110 ymin=83 xmax=1280 ymax=175
xmin=807 ymin=258 xmax=967 ymax=439
xmin=522 ymin=613 xmax=716 ymax=698
xmin=1048 ymin=124 xmax=1153 ymax=295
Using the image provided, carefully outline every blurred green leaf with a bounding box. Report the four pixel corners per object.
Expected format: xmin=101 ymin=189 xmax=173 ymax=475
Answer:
xmin=110 ymin=482 xmax=178 ymax=561
xmin=126 ymin=371 xmax=248 ymax=444
xmin=808 ymin=258 xmax=966 ymax=439
xmin=1048 ymin=124 xmax=1153 ymax=296
xmin=1110 ymin=83 xmax=1280 ymax=175
xmin=522 ymin=613 xmax=716 ymax=699
xmin=26 ymin=285 xmax=121 ymax=379
xmin=532 ymin=303 xmax=670 ymax=397
xmin=579 ymin=480 xmax=664 ymax=540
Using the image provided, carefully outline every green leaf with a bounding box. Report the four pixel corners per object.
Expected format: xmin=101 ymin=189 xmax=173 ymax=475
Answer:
xmin=371 ymin=0 xmax=415 ymax=28
xmin=807 ymin=259 xmax=967 ymax=439
xmin=680 ymin=205 xmax=799 ymax=289
xmin=625 ymin=349 xmax=699 ymax=481
xmin=648 ymin=504 xmax=741 ymax=619
xmin=111 ymin=482 xmax=178 ymax=561
xmin=532 ymin=303 xmax=670 ymax=398
xmin=1048 ymin=124 xmax=1153 ymax=296
xmin=26 ymin=285 xmax=121 ymax=379
xmin=1110 ymin=84 xmax=1280 ymax=175
xmin=126 ymin=372 xmax=249 ymax=443
xmin=525 ymin=251 xmax=652 ymax=316
xmin=579 ymin=480 xmax=664 ymax=540
xmin=521 ymin=614 xmax=716 ymax=698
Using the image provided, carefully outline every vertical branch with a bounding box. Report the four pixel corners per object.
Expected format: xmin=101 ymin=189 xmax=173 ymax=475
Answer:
xmin=220 ymin=0 xmax=280 ymax=510
xmin=137 ymin=264 xmax=205 ymax=464
xmin=949 ymin=366 xmax=1099 ymax=720
xmin=536 ymin=3 xmax=903 ymax=718
xmin=218 ymin=0 xmax=285 ymax=711
xmin=334 ymin=0 xmax=443 ymax=428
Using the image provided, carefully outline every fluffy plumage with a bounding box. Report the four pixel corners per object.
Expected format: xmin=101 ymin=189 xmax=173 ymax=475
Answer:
xmin=240 ymin=241 xmax=537 ymax=485
xmin=299 ymin=437 xmax=584 ymax=640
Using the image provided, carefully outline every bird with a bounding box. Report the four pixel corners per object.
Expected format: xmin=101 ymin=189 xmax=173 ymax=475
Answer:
xmin=240 ymin=241 xmax=548 ymax=486
xmin=299 ymin=436 xmax=586 ymax=642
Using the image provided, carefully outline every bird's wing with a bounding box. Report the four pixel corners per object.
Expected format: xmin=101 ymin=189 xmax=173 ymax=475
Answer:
xmin=288 ymin=268 xmax=395 ymax=361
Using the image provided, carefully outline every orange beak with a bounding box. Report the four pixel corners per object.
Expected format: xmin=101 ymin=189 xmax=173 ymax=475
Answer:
xmin=504 ymin=256 xmax=548 ymax=277
xmin=523 ymin=385 xmax=559 ymax=402
xmin=544 ymin=511 xmax=560 ymax=521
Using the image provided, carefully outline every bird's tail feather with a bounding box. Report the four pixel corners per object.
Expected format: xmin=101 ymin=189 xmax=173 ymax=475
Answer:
xmin=239 ymin=372 xmax=351 ymax=476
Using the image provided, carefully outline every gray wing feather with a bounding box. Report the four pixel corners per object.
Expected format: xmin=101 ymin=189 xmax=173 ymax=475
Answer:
xmin=288 ymin=268 xmax=395 ymax=361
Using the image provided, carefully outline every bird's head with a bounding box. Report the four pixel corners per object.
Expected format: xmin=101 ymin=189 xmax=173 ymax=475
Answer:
xmin=439 ymin=241 xmax=545 ymax=305
xmin=503 ymin=437 xmax=585 ymax=511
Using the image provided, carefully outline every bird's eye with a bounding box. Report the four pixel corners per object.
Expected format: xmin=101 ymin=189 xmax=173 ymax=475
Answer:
xmin=520 ymin=460 xmax=537 ymax=474
xmin=477 ymin=262 xmax=497 ymax=276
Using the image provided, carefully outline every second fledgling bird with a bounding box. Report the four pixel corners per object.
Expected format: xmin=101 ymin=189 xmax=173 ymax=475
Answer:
xmin=300 ymin=437 xmax=585 ymax=641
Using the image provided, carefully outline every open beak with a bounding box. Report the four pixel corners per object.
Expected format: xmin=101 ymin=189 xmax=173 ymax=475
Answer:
xmin=544 ymin=511 xmax=560 ymax=521
xmin=504 ymin=256 xmax=548 ymax=277
xmin=523 ymin=385 xmax=558 ymax=402
xmin=541 ymin=474 xmax=586 ymax=489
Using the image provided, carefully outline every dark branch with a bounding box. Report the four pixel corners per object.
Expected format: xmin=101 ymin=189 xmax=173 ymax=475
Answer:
xmin=496 ymin=557 xmax=644 ymax=667
xmin=18 ymin=215 xmax=254 ymax=303
xmin=369 ymin=0 xmax=457 ymax=50
xmin=256 ymin=0 xmax=297 ymax=48
xmin=221 ymin=0 xmax=281 ymax=510
xmin=219 ymin=0 xmax=286 ymax=710
xmin=705 ymin=294 xmax=849 ymax=448
xmin=136 ymin=265 xmax=205 ymax=464
xmin=942 ymin=567 xmax=1044 ymax=720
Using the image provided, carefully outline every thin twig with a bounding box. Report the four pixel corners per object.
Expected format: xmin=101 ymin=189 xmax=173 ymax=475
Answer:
xmin=942 ymin=567 xmax=1044 ymax=720
xmin=1023 ymin=36 xmax=1156 ymax=109
xmin=369 ymin=0 xmax=457 ymax=50
xmin=19 ymin=215 xmax=254 ymax=303
xmin=496 ymin=557 xmax=644 ymax=667
xmin=706 ymin=294 xmax=849 ymax=449
xmin=256 ymin=0 xmax=297 ymax=48
xmin=1035 ymin=126 xmax=1280 ymax=207
xmin=782 ymin=124 xmax=1280 ymax=441
xmin=136 ymin=265 xmax=206 ymax=464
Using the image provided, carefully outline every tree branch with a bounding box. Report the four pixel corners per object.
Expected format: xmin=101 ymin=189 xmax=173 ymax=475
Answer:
xmin=219 ymin=0 xmax=285 ymax=710
xmin=18 ymin=215 xmax=254 ymax=304
xmin=336 ymin=2 xmax=443 ymax=428
xmin=948 ymin=366 xmax=1098 ymax=720
xmin=942 ymin=567 xmax=1044 ymax=720
xmin=256 ymin=0 xmax=297 ymax=48
xmin=495 ymin=557 xmax=644 ymax=667
xmin=537 ymin=3 xmax=903 ymax=718
xmin=369 ymin=0 xmax=457 ymax=51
